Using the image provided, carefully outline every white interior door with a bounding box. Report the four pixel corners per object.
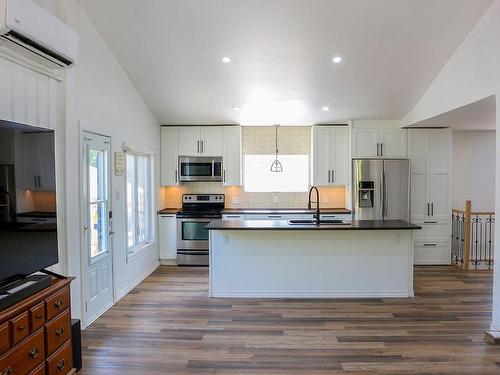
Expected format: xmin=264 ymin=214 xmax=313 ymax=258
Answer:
xmin=81 ymin=132 xmax=114 ymax=326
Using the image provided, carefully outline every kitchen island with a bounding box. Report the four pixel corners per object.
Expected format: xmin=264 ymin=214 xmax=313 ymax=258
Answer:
xmin=206 ymin=220 xmax=421 ymax=299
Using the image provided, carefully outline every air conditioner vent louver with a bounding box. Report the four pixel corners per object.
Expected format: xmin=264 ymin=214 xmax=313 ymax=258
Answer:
xmin=1 ymin=30 xmax=72 ymax=67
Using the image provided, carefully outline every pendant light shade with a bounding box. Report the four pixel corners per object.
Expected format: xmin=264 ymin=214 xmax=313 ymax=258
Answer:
xmin=270 ymin=125 xmax=283 ymax=172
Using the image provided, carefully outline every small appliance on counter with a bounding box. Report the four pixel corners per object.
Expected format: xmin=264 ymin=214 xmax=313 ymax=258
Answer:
xmin=176 ymin=194 xmax=225 ymax=265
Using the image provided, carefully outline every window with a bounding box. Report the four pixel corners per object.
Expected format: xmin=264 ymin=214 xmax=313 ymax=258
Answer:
xmin=244 ymin=154 xmax=309 ymax=192
xmin=126 ymin=152 xmax=154 ymax=255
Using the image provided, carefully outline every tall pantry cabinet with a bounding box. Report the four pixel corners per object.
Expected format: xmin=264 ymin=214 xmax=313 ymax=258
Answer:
xmin=407 ymin=128 xmax=452 ymax=265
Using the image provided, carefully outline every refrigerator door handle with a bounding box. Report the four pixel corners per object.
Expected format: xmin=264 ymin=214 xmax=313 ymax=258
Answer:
xmin=379 ymin=170 xmax=384 ymax=218
xmin=382 ymin=170 xmax=387 ymax=217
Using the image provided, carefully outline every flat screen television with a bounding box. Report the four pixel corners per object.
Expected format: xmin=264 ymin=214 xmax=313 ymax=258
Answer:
xmin=0 ymin=121 xmax=58 ymax=286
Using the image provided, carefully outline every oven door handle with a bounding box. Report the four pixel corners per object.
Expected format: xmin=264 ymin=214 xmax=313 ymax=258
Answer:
xmin=177 ymin=250 xmax=209 ymax=256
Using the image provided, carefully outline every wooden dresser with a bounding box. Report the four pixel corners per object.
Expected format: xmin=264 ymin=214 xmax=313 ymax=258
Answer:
xmin=0 ymin=277 xmax=76 ymax=375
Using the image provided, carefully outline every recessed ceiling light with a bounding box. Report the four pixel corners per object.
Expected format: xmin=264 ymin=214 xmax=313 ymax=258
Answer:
xmin=233 ymin=106 xmax=241 ymax=111
xmin=332 ymin=56 xmax=342 ymax=64
xmin=221 ymin=56 xmax=232 ymax=63
xmin=322 ymin=106 xmax=330 ymax=111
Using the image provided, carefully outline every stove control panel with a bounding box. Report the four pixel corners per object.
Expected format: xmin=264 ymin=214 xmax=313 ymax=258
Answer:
xmin=182 ymin=194 xmax=225 ymax=203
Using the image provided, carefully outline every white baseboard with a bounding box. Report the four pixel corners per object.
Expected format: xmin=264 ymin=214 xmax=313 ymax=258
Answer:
xmin=210 ymin=290 xmax=413 ymax=298
xmin=115 ymin=261 xmax=160 ymax=302
xmin=160 ymin=259 xmax=177 ymax=265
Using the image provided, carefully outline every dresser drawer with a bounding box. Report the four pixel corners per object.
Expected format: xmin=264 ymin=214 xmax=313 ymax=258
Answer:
xmin=10 ymin=312 xmax=30 ymax=345
xmin=0 ymin=323 xmax=9 ymax=355
xmin=46 ymin=288 xmax=70 ymax=321
xmin=45 ymin=309 xmax=71 ymax=356
xmin=30 ymin=302 xmax=46 ymax=332
xmin=46 ymin=340 xmax=72 ymax=375
xmin=0 ymin=329 xmax=45 ymax=375
xmin=29 ymin=363 xmax=46 ymax=375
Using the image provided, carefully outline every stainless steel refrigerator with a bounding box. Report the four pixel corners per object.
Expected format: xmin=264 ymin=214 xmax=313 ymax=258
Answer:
xmin=352 ymin=159 xmax=410 ymax=221
xmin=0 ymin=164 xmax=16 ymax=223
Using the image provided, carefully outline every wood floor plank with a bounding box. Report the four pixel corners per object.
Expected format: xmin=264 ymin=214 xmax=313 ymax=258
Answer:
xmin=80 ymin=265 xmax=500 ymax=374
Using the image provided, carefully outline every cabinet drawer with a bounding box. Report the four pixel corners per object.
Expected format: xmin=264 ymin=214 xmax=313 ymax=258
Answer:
xmin=30 ymin=302 xmax=46 ymax=332
xmin=412 ymin=219 xmax=450 ymax=240
xmin=0 ymin=323 xmax=9 ymax=355
xmin=10 ymin=312 xmax=30 ymax=345
xmin=222 ymin=214 xmax=245 ymax=221
xmin=29 ymin=363 xmax=46 ymax=375
xmin=320 ymin=214 xmax=352 ymax=220
xmin=45 ymin=309 xmax=71 ymax=356
xmin=46 ymin=340 xmax=72 ymax=375
xmin=46 ymin=288 xmax=70 ymax=321
xmin=0 ymin=329 xmax=45 ymax=375
xmin=414 ymin=241 xmax=451 ymax=265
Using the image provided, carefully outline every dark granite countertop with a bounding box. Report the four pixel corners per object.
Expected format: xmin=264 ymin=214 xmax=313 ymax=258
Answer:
xmin=17 ymin=211 xmax=56 ymax=218
xmin=221 ymin=208 xmax=351 ymax=215
xmin=206 ymin=219 xmax=421 ymax=231
xmin=157 ymin=208 xmax=180 ymax=215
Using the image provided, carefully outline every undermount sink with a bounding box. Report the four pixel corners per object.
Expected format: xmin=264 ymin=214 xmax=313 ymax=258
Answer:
xmin=287 ymin=219 xmax=350 ymax=225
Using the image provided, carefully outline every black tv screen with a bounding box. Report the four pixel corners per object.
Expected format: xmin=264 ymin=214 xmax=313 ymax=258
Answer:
xmin=0 ymin=121 xmax=58 ymax=284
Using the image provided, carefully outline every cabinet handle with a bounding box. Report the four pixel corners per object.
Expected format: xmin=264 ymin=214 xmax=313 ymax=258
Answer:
xmin=431 ymin=202 xmax=434 ymax=216
xmin=57 ymin=359 xmax=66 ymax=371
xmin=54 ymin=297 xmax=64 ymax=310
xmin=197 ymin=140 xmax=200 ymax=154
xmin=175 ymin=170 xmax=178 ymax=183
xmin=28 ymin=345 xmax=40 ymax=358
xmin=224 ymin=170 xmax=226 ymax=183
xmin=376 ymin=143 xmax=380 ymax=157
xmin=328 ymin=170 xmax=331 ymax=183
xmin=226 ymin=215 xmax=241 ymax=218
xmin=427 ymin=203 xmax=430 ymax=216
xmin=380 ymin=143 xmax=383 ymax=156
xmin=201 ymin=140 xmax=204 ymax=154
xmin=36 ymin=314 xmax=43 ymax=320
xmin=268 ymin=215 xmax=282 ymax=219
xmin=332 ymin=169 xmax=335 ymax=183
xmin=423 ymin=243 xmax=437 ymax=247
xmin=423 ymin=221 xmax=437 ymax=224
xmin=55 ymin=327 xmax=65 ymax=337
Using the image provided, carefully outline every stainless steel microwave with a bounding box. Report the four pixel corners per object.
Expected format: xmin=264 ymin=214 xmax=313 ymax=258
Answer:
xmin=178 ymin=156 xmax=223 ymax=182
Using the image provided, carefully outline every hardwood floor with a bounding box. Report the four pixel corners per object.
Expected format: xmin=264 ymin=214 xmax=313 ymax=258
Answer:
xmin=80 ymin=266 xmax=500 ymax=374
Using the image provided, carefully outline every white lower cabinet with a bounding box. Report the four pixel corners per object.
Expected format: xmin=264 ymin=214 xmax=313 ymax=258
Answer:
xmin=222 ymin=214 xmax=245 ymax=221
xmin=222 ymin=213 xmax=352 ymax=221
xmin=414 ymin=240 xmax=451 ymax=265
xmin=158 ymin=214 xmax=177 ymax=260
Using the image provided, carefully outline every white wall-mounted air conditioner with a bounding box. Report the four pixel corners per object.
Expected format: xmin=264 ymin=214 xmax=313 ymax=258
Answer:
xmin=0 ymin=0 xmax=78 ymax=69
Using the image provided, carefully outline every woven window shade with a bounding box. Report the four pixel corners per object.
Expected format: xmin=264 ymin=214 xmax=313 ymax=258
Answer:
xmin=242 ymin=126 xmax=311 ymax=156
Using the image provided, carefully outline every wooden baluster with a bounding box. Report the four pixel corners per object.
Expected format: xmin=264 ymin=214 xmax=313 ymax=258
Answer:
xmin=463 ymin=200 xmax=472 ymax=271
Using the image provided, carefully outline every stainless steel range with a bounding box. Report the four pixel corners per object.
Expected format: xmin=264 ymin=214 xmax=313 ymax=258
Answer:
xmin=176 ymin=194 xmax=224 ymax=266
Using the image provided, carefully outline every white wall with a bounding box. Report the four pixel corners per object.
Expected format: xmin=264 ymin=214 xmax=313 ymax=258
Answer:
xmin=403 ymin=0 xmax=500 ymax=331
xmin=452 ymin=130 xmax=496 ymax=211
xmin=32 ymin=0 xmax=161 ymax=323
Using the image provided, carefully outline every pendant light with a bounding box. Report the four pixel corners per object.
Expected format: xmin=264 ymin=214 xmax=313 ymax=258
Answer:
xmin=270 ymin=124 xmax=283 ymax=172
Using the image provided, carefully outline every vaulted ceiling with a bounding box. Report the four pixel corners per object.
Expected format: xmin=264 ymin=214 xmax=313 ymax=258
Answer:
xmin=78 ymin=0 xmax=493 ymax=125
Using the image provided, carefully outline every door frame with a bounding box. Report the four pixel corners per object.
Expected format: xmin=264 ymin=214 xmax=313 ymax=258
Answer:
xmin=80 ymin=129 xmax=114 ymax=327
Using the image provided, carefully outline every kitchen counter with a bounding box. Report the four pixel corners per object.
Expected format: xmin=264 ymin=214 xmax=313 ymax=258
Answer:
xmin=206 ymin=219 xmax=420 ymax=230
xmin=157 ymin=208 xmax=180 ymax=215
xmin=209 ymin=219 xmax=418 ymax=299
xmin=221 ymin=208 xmax=351 ymax=215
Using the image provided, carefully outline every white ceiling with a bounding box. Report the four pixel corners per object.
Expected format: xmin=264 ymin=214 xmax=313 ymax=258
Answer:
xmin=78 ymin=0 xmax=493 ymax=126
xmin=409 ymin=96 xmax=496 ymax=130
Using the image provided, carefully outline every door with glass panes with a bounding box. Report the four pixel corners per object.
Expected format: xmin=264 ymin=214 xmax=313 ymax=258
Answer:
xmin=81 ymin=132 xmax=113 ymax=325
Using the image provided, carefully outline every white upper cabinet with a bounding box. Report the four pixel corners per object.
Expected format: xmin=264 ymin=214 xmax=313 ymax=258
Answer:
xmin=200 ymin=127 xmax=223 ymax=156
xmin=19 ymin=132 xmax=56 ymax=191
xmin=352 ymin=124 xmax=406 ymax=158
xmin=311 ymin=125 xmax=349 ymax=187
xmin=178 ymin=126 xmax=223 ymax=156
xmin=222 ymin=126 xmax=242 ymax=186
xmin=160 ymin=127 xmax=179 ymax=186
xmin=0 ymin=56 xmax=61 ymax=130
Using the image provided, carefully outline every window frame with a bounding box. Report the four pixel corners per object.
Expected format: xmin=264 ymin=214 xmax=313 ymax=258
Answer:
xmin=125 ymin=149 xmax=155 ymax=258
xmin=243 ymin=154 xmax=310 ymax=193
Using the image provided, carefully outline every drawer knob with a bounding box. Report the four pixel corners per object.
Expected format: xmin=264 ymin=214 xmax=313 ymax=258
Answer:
xmin=57 ymin=359 xmax=66 ymax=371
xmin=55 ymin=327 xmax=65 ymax=337
xmin=54 ymin=297 xmax=64 ymax=310
xmin=28 ymin=344 xmax=40 ymax=358
xmin=17 ymin=325 xmax=26 ymax=331
xmin=36 ymin=314 xmax=43 ymax=320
